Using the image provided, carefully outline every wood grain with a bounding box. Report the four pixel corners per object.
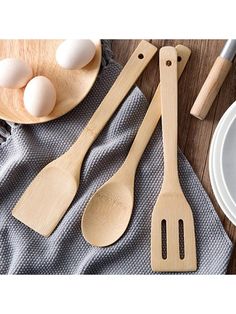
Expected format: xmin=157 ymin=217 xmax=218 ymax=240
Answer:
xmin=112 ymin=39 xmax=236 ymax=274
xmin=190 ymin=56 xmax=232 ymax=119
xmin=81 ymin=44 xmax=191 ymax=248
xmin=0 ymin=40 xmax=102 ymax=124
xmin=12 ymin=40 xmax=157 ymax=237
xmin=151 ymin=47 xmax=197 ymax=272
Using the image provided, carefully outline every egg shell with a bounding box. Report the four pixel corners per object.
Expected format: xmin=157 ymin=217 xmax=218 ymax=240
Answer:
xmin=23 ymin=76 xmax=56 ymax=117
xmin=0 ymin=58 xmax=33 ymax=89
xmin=56 ymin=39 xmax=96 ymax=70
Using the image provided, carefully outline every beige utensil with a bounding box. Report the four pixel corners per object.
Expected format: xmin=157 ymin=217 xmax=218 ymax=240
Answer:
xmin=190 ymin=39 xmax=236 ymax=120
xmin=12 ymin=40 xmax=157 ymax=237
xmin=151 ymin=47 xmax=197 ymax=272
xmin=0 ymin=40 xmax=102 ymax=124
xmin=81 ymin=45 xmax=191 ymax=247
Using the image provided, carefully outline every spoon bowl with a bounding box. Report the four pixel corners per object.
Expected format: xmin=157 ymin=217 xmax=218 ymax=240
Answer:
xmin=82 ymin=182 xmax=134 ymax=246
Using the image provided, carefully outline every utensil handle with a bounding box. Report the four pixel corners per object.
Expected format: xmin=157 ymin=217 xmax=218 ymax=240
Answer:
xmin=190 ymin=56 xmax=232 ymax=120
xmin=160 ymin=47 xmax=180 ymax=189
xmin=67 ymin=40 xmax=157 ymax=159
xmin=122 ymin=45 xmax=191 ymax=171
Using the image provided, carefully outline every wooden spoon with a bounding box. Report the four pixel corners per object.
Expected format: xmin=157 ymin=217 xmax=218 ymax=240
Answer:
xmin=151 ymin=47 xmax=197 ymax=272
xmin=81 ymin=45 xmax=191 ymax=247
xmin=12 ymin=40 xmax=157 ymax=236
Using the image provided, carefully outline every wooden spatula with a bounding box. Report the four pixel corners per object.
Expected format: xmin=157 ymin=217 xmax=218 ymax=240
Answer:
xmin=151 ymin=47 xmax=197 ymax=272
xmin=12 ymin=40 xmax=157 ymax=237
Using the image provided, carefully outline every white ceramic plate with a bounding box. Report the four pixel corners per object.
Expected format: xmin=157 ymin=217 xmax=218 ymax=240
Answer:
xmin=209 ymin=101 xmax=236 ymax=226
xmin=221 ymin=114 xmax=236 ymax=207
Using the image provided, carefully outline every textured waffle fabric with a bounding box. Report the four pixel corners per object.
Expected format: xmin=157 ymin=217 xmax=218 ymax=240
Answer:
xmin=0 ymin=41 xmax=233 ymax=274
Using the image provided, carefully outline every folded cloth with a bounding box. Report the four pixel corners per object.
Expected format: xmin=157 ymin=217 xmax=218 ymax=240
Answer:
xmin=0 ymin=41 xmax=233 ymax=274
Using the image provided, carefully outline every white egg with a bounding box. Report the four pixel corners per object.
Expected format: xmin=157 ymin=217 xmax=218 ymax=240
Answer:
xmin=0 ymin=58 xmax=33 ymax=88
xmin=23 ymin=76 xmax=56 ymax=117
xmin=56 ymin=39 xmax=96 ymax=70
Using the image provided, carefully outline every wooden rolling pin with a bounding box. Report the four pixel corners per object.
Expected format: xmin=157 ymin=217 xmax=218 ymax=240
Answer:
xmin=190 ymin=40 xmax=236 ymax=120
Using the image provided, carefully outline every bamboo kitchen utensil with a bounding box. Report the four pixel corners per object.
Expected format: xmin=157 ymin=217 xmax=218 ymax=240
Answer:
xmin=0 ymin=40 xmax=102 ymax=124
xmin=151 ymin=47 xmax=197 ymax=272
xmin=81 ymin=45 xmax=191 ymax=247
xmin=190 ymin=39 xmax=236 ymax=120
xmin=12 ymin=40 xmax=157 ymax=237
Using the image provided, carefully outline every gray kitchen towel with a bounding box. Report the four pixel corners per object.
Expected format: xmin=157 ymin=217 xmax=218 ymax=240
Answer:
xmin=0 ymin=41 xmax=233 ymax=274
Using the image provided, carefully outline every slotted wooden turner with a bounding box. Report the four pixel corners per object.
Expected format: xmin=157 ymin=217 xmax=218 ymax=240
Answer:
xmin=151 ymin=47 xmax=197 ymax=272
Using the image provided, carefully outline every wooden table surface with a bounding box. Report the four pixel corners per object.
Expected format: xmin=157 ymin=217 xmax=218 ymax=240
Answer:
xmin=112 ymin=40 xmax=236 ymax=274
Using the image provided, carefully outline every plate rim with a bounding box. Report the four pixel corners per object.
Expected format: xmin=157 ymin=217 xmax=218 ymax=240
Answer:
xmin=209 ymin=101 xmax=236 ymax=226
xmin=220 ymin=113 xmax=236 ymax=207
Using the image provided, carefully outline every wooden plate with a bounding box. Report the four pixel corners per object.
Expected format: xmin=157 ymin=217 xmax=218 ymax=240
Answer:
xmin=0 ymin=40 xmax=102 ymax=124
